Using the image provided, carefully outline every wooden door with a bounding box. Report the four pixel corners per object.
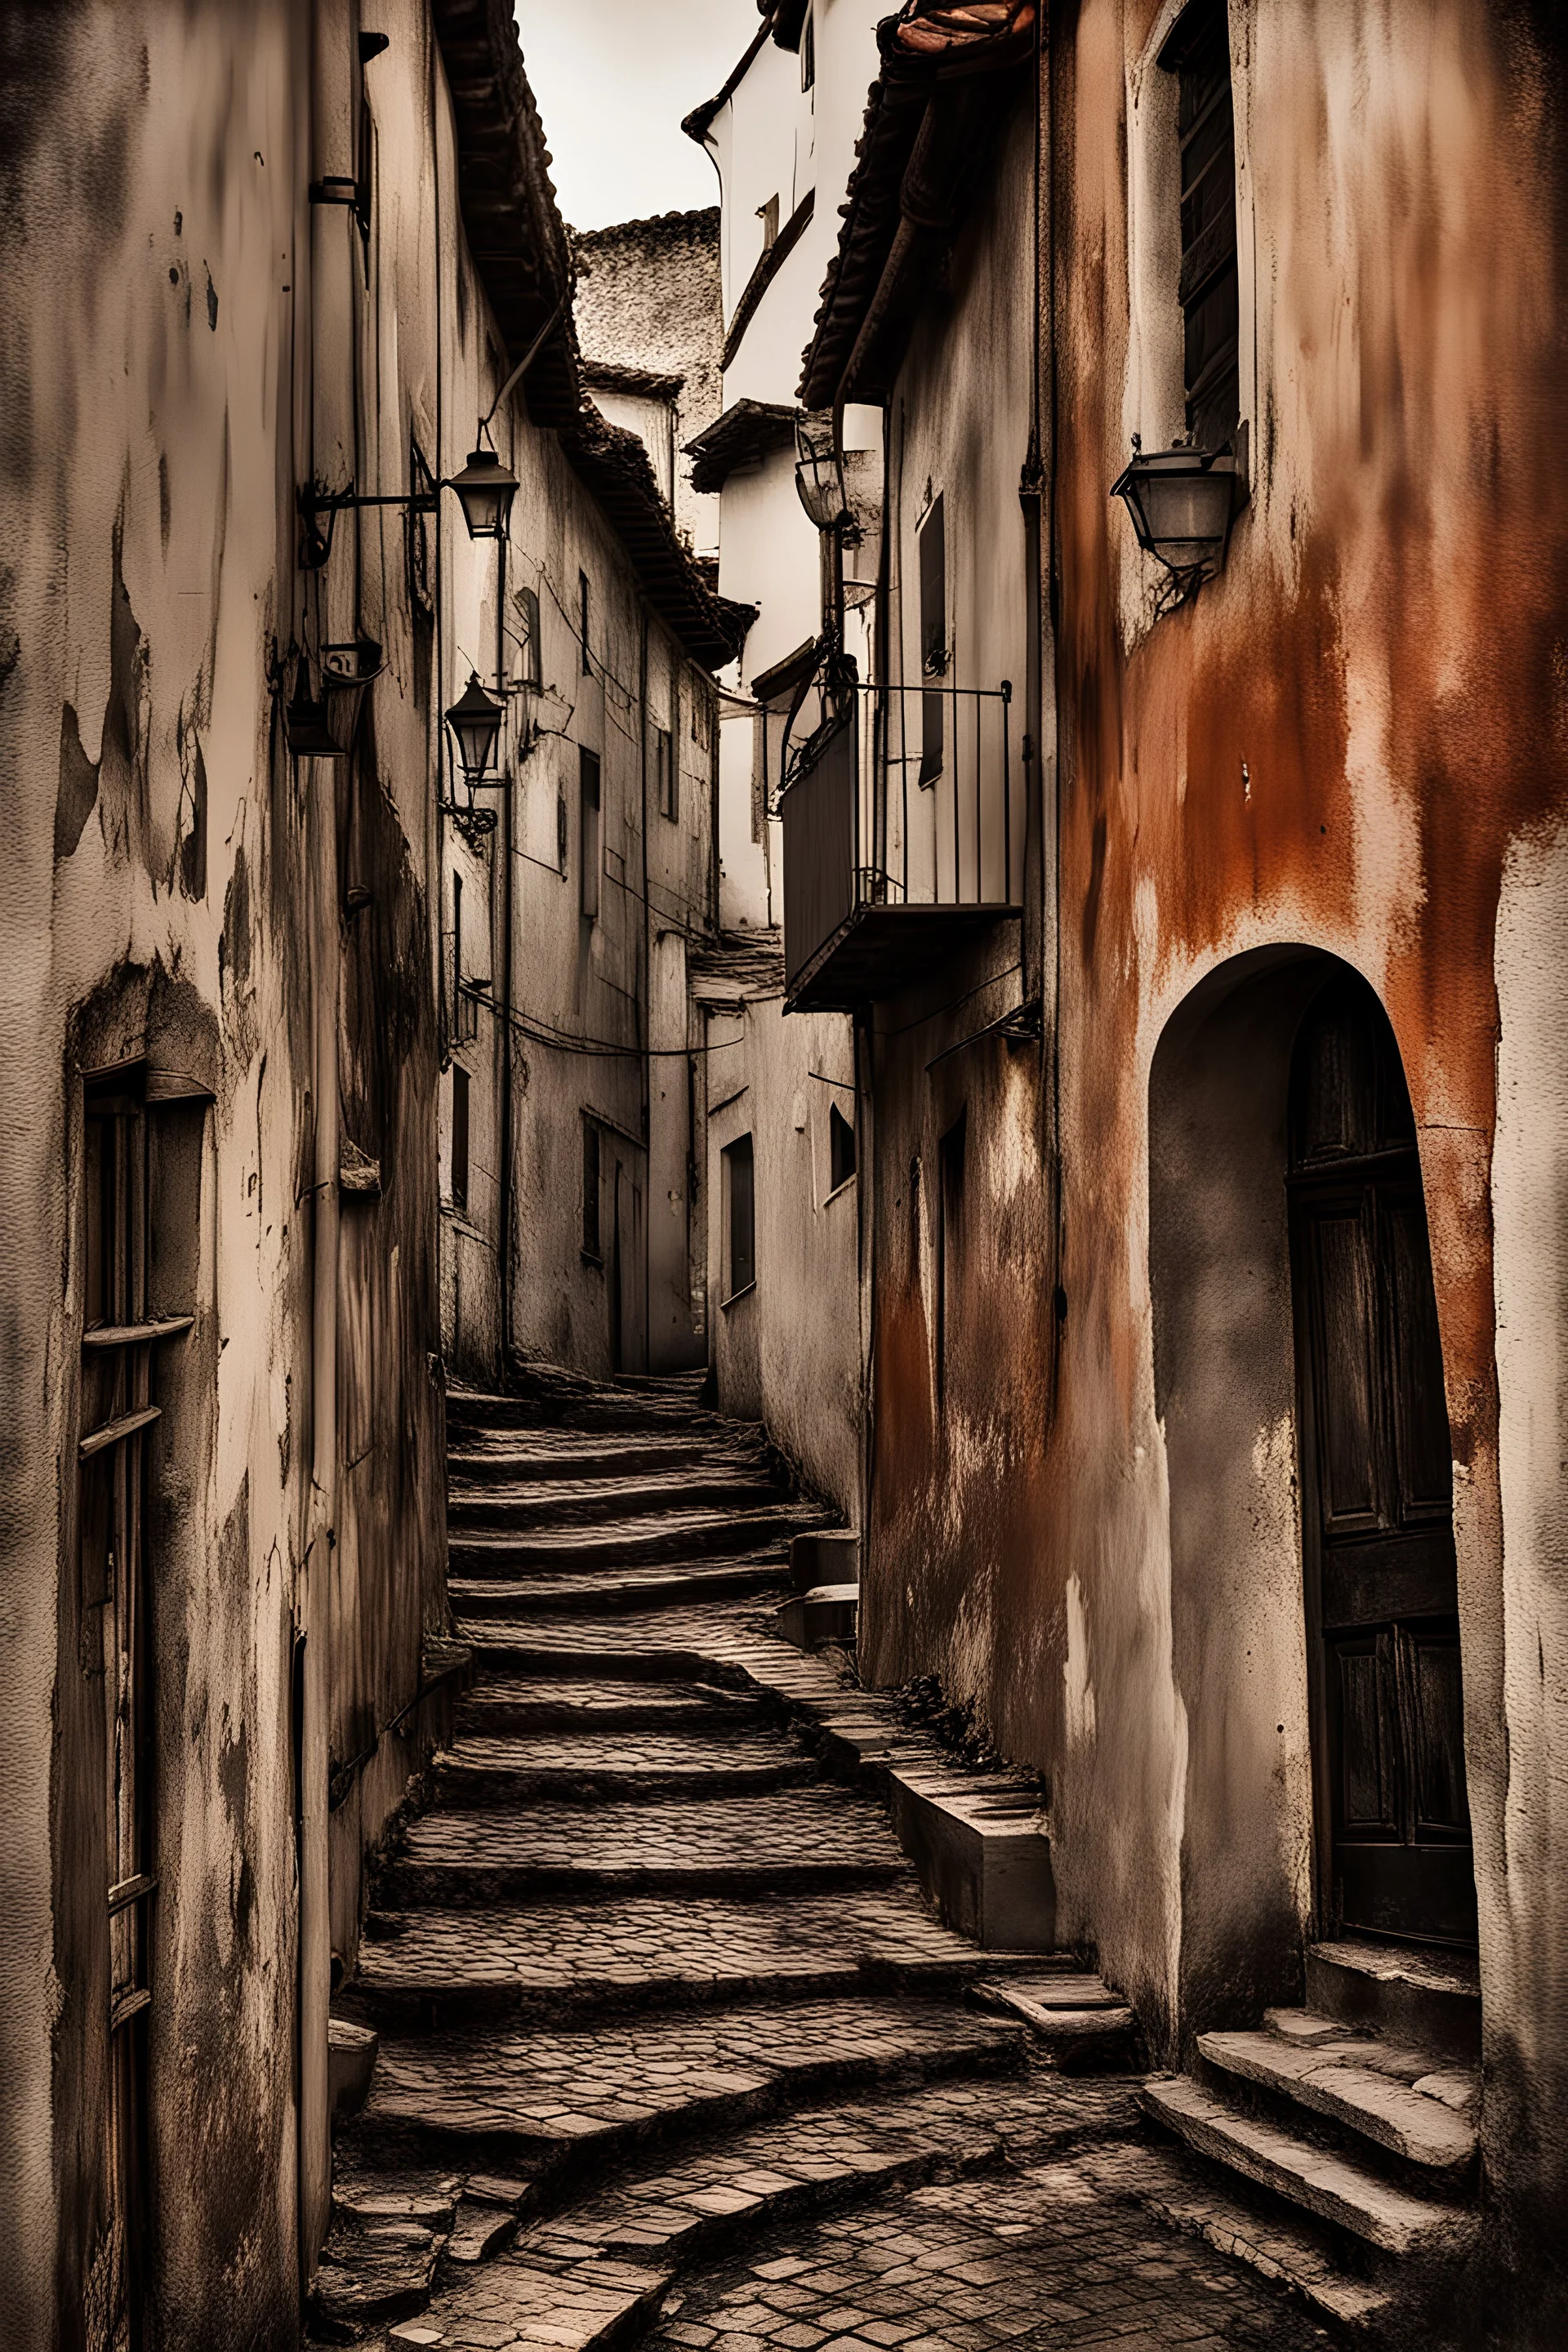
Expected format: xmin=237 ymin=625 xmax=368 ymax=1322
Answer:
xmin=81 ymin=1075 xmax=156 ymax=2346
xmin=1288 ymin=977 xmax=1476 ymax=1948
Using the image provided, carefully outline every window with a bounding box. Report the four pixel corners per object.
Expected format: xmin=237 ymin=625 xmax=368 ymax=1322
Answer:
xmin=657 ymin=727 xmax=675 ymax=822
xmin=758 ymin=194 xmax=780 ymax=253
xmin=578 ymin=749 xmax=601 ymax=920
xmin=802 ymin=6 xmax=815 ymax=91
xmin=452 ymin=869 xmax=462 ymax=997
xmin=937 ymin=1108 xmax=966 ymax=1394
xmin=829 ymin=1102 xmax=856 ymax=1193
xmin=581 ymin=1119 xmax=601 ymax=1259
xmin=918 ymin=493 xmax=946 ymax=786
xmin=578 ymin=569 xmax=591 ymax=675
xmin=516 ymin=584 xmax=541 ymax=689
xmin=1160 ymin=0 xmax=1239 ymax=450
xmin=724 ymin=1134 xmax=755 ymax=1299
xmin=451 ymin=1063 xmax=470 ymax=1211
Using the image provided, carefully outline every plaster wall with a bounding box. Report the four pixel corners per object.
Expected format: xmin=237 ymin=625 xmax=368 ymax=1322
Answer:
xmin=0 ymin=1 xmax=446 ymax=2340
xmin=704 ymin=991 xmax=861 ymax=1518
xmin=860 ymin=0 xmax=1568 ymax=2293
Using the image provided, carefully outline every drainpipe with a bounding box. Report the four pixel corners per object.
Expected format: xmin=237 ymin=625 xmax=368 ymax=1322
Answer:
xmin=497 ymin=453 xmax=514 ymax=1374
xmin=639 ymin=611 xmax=653 ymax=1370
xmin=296 ymin=13 xmax=335 ymax=2290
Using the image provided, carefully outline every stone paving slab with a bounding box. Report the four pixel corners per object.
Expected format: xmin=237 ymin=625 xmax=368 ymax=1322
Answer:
xmin=644 ymin=2149 xmax=1339 ymax=2352
xmin=354 ymin=1998 xmax=1027 ymax=2171
xmin=379 ymin=1790 xmax=910 ymax=1906
xmin=395 ymin=2248 xmax=670 ymax=2352
xmin=349 ymin=1888 xmax=1068 ymax=2025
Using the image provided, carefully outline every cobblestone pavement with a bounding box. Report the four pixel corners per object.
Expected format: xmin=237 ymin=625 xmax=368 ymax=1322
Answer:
xmin=648 ymin=2158 xmax=1338 ymax=2352
xmin=317 ymin=1371 xmax=1352 ymax=2352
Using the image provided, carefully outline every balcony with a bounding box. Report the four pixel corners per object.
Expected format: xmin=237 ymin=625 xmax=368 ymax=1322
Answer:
xmin=781 ymin=680 xmax=1020 ymax=1012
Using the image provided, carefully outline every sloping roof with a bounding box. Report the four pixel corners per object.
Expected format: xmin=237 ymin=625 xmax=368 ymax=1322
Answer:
xmin=560 ymin=404 xmax=747 ymax=670
xmin=431 ymin=1 xmax=739 ymax=670
xmin=684 ymin=399 xmax=798 ymax=494
xmin=683 ymin=16 xmax=774 ymax=145
xmin=798 ymin=0 xmax=1036 ymax=410
xmin=430 ymin=0 xmax=579 ymax=427
xmin=582 ymin=360 xmax=685 ymax=401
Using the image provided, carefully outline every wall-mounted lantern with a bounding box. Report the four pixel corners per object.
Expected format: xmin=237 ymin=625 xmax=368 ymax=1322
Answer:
xmin=448 ymin=445 xmax=518 ymax=541
xmin=443 ymin=671 xmax=506 ymax=842
xmin=1111 ymin=439 xmax=1240 ymax=591
xmin=794 ymin=410 xmax=849 ymax=533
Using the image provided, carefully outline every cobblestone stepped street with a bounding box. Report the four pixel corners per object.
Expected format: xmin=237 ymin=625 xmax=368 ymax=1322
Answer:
xmin=313 ymin=1370 xmax=1342 ymax=2352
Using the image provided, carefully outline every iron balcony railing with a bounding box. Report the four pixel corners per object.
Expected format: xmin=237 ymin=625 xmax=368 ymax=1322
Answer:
xmin=781 ymin=678 xmax=1018 ymax=998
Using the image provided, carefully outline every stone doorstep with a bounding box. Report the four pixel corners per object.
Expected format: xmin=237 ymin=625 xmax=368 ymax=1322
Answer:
xmin=1306 ymin=1939 xmax=1482 ymax=2064
xmin=1141 ymin=2074 xmax=1478 ymax=2258
xmin=775 ymin=1586 xmax=859 ymax=1652
xmin=1198 ymin=2028 xmax=1478 ymax=2171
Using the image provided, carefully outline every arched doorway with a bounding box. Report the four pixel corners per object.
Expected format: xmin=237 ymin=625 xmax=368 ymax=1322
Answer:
xmin=1287 ymin=972 xmax=1476 ymax=1948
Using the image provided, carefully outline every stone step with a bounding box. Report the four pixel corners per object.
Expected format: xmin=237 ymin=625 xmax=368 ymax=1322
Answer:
xmin=1142 ymin=2074 xmax=1477 ymax=2257
xmin=1200 ymin=2027 xmax=1478 ymax=2171
xmin=348 ymin=1996 xmax=1027 ymax=2179
xmin=1306 ymin=1939 xmax=1482 ymax=2063
xmin=447 ymin=1370 xmax=721 ymax=1437
xmin=329 ymin=2016 xmax=380 ymax=2121
xmin=970 ymin=1976 xmax=1139 ymax=2067
xmin=449 ymin=1553 xmax=786 ymax=1618
xmin=886 ymin=1766 xmax=1054 ymax=1950
xmin=448 ymin=1468 xmax=789 ymax=1530
xmin=430 ymin=1727 xmax=817 ymax=1806
xmin=451 ymin=1675 xmax=766 ymax=1737
xmin=448 ymin=1503 xmax=812 ymax=1574
xmin=388 ymin=2251 xmax=670 ymax=2352
xmin=788 ymin=1529 xmax=861 ymax=1592
xmin=462 ymin=1606 xmax=783 ymax=1682
xmin=373 ymin=1789 xmax=911 ymax=1909
xmin=311 ymin=2176 xmax=452 ymax=2328
xmin=775 ymin=1583 xmax=858 ymax=1650
xmin=448 ymin=1432 xmax=767 ymax=1484
xmin=1071 ymin=2138 xmax=1399 ymax=2333
xmin=510 ymin=2070 xmax=1140 ymax=2275
xmin=344 ymin=1888 xmax=1072 ymax=2032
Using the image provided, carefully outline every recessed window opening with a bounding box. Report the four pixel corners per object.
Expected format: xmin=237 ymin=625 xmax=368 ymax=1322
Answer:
xmin=725 ymin=1134 xmax=756 ymax=1299
xmin=1160 ymin=0 xmax=1239 ymax=450
xmin=579 ymin=748 xmax=601 ymax=921
xmin=936 ymin=1107 xmax=966 ymax=1396
xmin=758 ymin=194 xmax=780 ymax=253
xmin=829 ymin=1102 xmax=856 ymax=1192
xmin=578 ymin=569 xmax=591 ymax=675
xmin=918 ymin=493 xmax=946 ymax=786
xmin=657 ymin=726 xmax=676 ymax=822
xmin=451 ymin=1064 xmax=470 ymax=1211
xmin=516 ymin=584 xmax=541 ymax=689
xmin=581 ymin=1118 xmax=601 ymax=1260
xmin=452 ymin=871 xmax=463 ymax=1002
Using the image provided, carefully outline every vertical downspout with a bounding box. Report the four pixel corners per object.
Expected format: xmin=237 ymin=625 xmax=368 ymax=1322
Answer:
xmin=297 ymin=8 xmax=335 ymax=2286
xmin=639 ymin=613 xmax=653 ymax=1370
xmin=497 ymin=441 xmax=514 ymax=1375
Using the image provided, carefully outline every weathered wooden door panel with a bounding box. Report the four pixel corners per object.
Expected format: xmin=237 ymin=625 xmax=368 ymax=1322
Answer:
xmin=1289 ymin=976 xmax=1477 ymax=1949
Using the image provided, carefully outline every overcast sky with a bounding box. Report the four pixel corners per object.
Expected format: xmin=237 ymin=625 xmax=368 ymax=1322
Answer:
xmin=515 ymin=0 xmax=755 ymax=231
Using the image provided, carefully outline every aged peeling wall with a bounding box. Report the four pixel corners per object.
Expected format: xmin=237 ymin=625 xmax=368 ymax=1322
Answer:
xmin=861 ymin=0 xmax=1568 ymax=2281
xmin=1 ymin=2 xmax=448 ymax=2340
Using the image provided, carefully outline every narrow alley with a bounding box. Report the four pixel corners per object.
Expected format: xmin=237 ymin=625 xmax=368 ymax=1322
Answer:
xmin=312 ymin=1372 xmax=1336 ymax=2352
